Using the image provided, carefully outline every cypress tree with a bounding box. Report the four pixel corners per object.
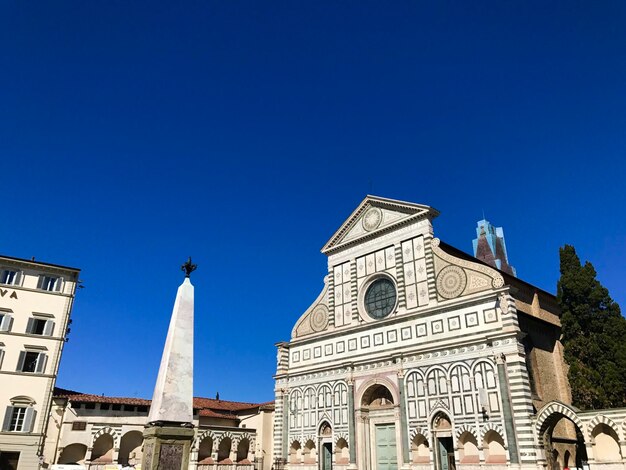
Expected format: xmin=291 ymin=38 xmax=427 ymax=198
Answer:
xmin=557 ymin=245 xmax=626 ymax=410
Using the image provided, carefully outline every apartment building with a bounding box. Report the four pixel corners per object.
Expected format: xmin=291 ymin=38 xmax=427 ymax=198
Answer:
xmin=0 ymin=255 xmax=80 ymax=469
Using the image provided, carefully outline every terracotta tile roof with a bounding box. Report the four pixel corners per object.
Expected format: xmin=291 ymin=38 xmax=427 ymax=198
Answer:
xmin=192 ymin=397 xmax=262 ymax=412
xmin=54 ymin=387 xmax=82 ymax=397
xmin=198 ymin=409 xmax=240 ymax=419
xmin=53 ymin=387 xmax=274 ymax=413
xmin=56 ymin=391 xmax=150 ymax=406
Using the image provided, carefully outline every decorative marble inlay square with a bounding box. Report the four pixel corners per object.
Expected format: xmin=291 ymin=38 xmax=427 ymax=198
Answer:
xmin=401 ymin=327 xmax=412 ymax=340
xmin=314 ymin=346 xmax=322 ymax=358
xmin=387 ymin=330 xmax=398 ymax=343
xmin=465 ymin=311 xmax=479 ymax=327
xmin=431 ymin=319 xmax=444 ymax=334
xmin=448 ymin=316 xmax=461 ymax=331
xmin=416 ymin=323 xmax=427 ymax=337
xmin=336 ymin=341 xmax=345 ymax=353
xmin=360 ymin=336 xmax=370 ymax=348
xmin=292 ymin=351 xmax=300 ymax=363
xmin=303 ymin=349 xmax=311 ymax=360
xmin=373 ymin=333 xmax=383 ymax=346
xmin=413 ymin=236 xmax=424 ymax=257
xmin=348 ymin=339 xmax=357 ymax=351
xmin=325 ymin=344 xmax=333 ymax=356
xmin=159 ymin=444 xmax=183 ymax=468
xmin=484 ymin=308 xmax=498 ymax=323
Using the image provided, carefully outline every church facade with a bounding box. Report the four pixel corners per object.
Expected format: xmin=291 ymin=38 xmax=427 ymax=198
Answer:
xmin=273 ymin=196 xmax=626 ymax=470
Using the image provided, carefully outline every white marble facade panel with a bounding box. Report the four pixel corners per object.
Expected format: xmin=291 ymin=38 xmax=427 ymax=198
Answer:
xmin=333 ymin=262 xmax=351 ymax=327
xmin=287 ymin=380 xmax=349 ymax=446
xmin=288 ymin=298 xmax=502 ymax=370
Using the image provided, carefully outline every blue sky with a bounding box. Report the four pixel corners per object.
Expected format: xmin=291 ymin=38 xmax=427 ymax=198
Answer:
xmin=1 ymin=1 xmax=625 ymax=403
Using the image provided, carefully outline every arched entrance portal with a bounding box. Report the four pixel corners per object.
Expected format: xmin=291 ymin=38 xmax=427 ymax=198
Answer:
xmin=358 ymin=382 xmax=399 ymax=470
xmin=432 ymin=412 xmax=455 ymax=470
xmin=319 ymin=421 xmax=333 ymax=470
xmin=536 ymin=403 xmax=588 ymax=470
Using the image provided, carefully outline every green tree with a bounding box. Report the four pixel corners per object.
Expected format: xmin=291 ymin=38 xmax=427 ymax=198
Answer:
xmin=557 ymin=245 xmax=626 ymax=410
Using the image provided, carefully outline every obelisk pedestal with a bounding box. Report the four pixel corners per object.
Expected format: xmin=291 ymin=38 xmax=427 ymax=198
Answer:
xmin=142 ymin=259 xmax=197 ymax=470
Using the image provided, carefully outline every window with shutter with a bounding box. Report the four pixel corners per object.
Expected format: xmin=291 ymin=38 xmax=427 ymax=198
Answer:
xmin=43 ymin=320 xmax=55 ymax=336
xmin=0 ymin=314 xmax=13 ymax=332
xmin=23 ymin=408 xmax=37 ymax=433
xmin=2 ymin=406 xmax=15 ymax=431
xmin=39 ymin=276 xmax=62 ymax=292
xmin=0 ymin=270 xmax=20 ymax=286
xmin=27 ymin=318 xmax=48 ymax=335
xmin=35 ymin=354 xmax=47 ymax=374
xmin=8 ymin=406 xmax=27 ymax=432
xmin=0 ymin=349 xmax=5 ymax=369
xmin=18 ymin=352 xmax=42 ymax=373
xmin=16 ymin=351 xmax=26 ymax=372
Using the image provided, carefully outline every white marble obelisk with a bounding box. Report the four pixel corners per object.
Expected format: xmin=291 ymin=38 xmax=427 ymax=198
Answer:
xmin=148 ymin=274 xmax=194 ymax=424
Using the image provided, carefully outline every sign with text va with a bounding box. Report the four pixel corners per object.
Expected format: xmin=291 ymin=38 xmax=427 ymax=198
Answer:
xmin=0 ymin=288 xmax=18 ymax=299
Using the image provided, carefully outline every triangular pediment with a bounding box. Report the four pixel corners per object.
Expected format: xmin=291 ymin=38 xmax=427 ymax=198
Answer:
xmin=321 ymin=195 xmax=439 ymax=254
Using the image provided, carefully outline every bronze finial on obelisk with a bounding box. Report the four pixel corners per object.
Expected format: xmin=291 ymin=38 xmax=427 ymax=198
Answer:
xmin=181 ymin=257 xmax=197 ymax=278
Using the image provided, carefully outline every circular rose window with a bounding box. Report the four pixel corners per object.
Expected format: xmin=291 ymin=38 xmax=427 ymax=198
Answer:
xmin=364 ymin=278 xmax=397 ymax=319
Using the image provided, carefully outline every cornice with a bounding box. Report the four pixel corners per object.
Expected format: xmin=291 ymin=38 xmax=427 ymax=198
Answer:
xmin=0 ymin=256 xmax=80 ymax=275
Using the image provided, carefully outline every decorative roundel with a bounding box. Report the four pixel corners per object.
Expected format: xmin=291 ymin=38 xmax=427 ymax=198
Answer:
xmin=310 ymin=306 xmax=329 ymax=332
xmin=364 ymin=277 xmax=397 ymax=319
xmin=436 ymin=265 xmax=467 ymax=299
xmin=492 ymin=275 xmax=505 ymax=288
xmin=362 ymin=207 xmax=383 ymax=232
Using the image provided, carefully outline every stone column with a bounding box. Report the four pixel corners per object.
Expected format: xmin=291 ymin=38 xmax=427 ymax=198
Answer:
xmin=496 ymin=353 xmax=520 ymax=465
xmin=397 ymin=371 xmax=410 ymax=468
xmin=142 ymin=262 xmax=197 ymax=470
xmin=347 ymin=379 xmax=357 ymax=468
xmin=230 ymin=443 xmax=237 ymax=463
xmin=282 ymin=390 xmax=290 ymax=461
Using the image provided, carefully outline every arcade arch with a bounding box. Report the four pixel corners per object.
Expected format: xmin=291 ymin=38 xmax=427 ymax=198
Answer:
xmin=410 ymin=433 xmax=430 ymax=464
xmin=457 ymin=431 xmax=479 ymax=464
xmin=58 ymin=443 xmax=87 ymax=465
xmin=536 ymin=403 xmax=588 ymax=470
xmin=591 ymin=423 xmax=621 ymax=462
xmin=198 ymin=435 xmax=214 ymax=464
xmin=118 ymin=430 xmax=143 ymax=465
xmin=91 ymin=433 xmax=114 ymax=463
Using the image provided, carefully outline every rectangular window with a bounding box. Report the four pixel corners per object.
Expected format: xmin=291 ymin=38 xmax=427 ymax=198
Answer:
xmin=72 ymin=421 xmax=87 ymax=431
xmin=112 ymin=404 xmax=121 ymax=411
xmin=17 ymin=351 xmax=47 ymax=374
xmin=2 ymin=406 xmax=36 ymax=432
xmin=0 ymin=313 xmax=13 ymax=332
xmin=100 ymin=403 xmax=110 ymax=410
xmin=26 ymin=318 xmax=55 ymax=336
xmin=0 ymin=270 xmax=19 ymax=286
xmin=38 ymin=275 xmax=62 ymax=292
xmin=0 ymin=348 xmax=5 ymax=369
xmin=85 ymin=403 xmax=95 ymax=410
xmin=9 ymin=407 xmax=26 ymax=431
